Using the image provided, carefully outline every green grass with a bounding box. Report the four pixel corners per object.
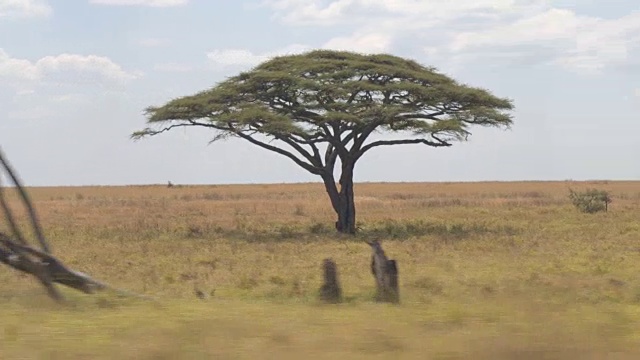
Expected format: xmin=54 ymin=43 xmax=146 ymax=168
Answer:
xmin=1 ymin=181 xmax=640 ymax=359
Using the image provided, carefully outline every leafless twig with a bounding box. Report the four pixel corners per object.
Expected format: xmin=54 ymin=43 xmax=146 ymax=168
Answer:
xmin=0 ymin=147 xmax=155 ymax=303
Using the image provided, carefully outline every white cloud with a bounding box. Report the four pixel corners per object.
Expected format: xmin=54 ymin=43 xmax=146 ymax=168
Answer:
xmin=206 ymin=36 xmax=391 ymax=71
xmin=262 ymin=0 xmax=640 ymax=75
xmin=635 ymin=88 xmax=640 ymax=98
xmin=0 ymin=48 xmax=39 ymax=80
xmin=0 ymin=0 xmax=51 ymax=18
xmin=0 ymin=49 xmax=141 ymax=89
xmin=261 ymin=0 xmax=354 ymax=26
xmin=262 ymin=0 xmax=544 ymax=26
xmin=36 ymin=54 xmax=142 ymax=84
xmin=323 ymin=33 xmax=392 ymax=53
xmin=207 ymin=49 xmax=265 ymax=68
xmin=449 ymin=9 xmax=581 ymax=51
xmin=207 ymin=44 xmax=310 ymax=69
xmin=90 ymin=0 xmax=187 ymax=6
xmin=449 ymin=9 xmax=640 ymax=73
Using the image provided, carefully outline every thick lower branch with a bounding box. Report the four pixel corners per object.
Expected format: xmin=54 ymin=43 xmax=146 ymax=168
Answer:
xmin=350 ymin=119 xmax=383 ymax=155
xmin=235 ymin=132 xmax=323 ymax=175
xmin=321 ymin=174 xmax=340 ymax=214
xmin=1 ymin=233 xmax=157 ymax=301
xmin=0 ymin=149 xmax=155 ymax=303
xmin=134 ymin=121 xmax=326 ymax=176
xmin=1 ymin=233 xmax=106 ymax=294
xmin=274 ymin=134 xmax=323 ymax=168
xmin=0 ymin=184 xmax=28 ymax=246
xmin=0 ymin=151 xmax=51 ymax=252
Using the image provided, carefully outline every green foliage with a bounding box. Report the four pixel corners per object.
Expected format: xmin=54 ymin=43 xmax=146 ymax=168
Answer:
xmin=568 ymin=188 xmax=612 ymax=213
xmin=133 ymin=49 xmax=516 ymax=234
xmin=133 ymin=49 xmax=514 ymax=158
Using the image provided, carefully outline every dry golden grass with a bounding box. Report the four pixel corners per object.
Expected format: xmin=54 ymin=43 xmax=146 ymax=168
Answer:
xmin=2 ymin=180 xmax=640 ymax=359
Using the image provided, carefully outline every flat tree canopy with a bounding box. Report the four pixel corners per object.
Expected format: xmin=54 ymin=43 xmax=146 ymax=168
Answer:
xmin=133 ymin=50 xmax=514 ymax=234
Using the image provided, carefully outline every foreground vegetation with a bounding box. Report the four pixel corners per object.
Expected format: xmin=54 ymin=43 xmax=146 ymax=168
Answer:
xmin=2 ymin=181 xmax=640 ymax=359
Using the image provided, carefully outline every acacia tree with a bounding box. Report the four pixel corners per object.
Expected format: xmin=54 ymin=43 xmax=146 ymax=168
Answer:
xmin=133 ymin=50 xmax=514 ymax=234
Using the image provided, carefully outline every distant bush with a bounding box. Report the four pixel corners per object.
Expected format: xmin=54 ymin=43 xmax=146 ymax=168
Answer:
xmin=568 ymin=188 xmax=611 ymax=213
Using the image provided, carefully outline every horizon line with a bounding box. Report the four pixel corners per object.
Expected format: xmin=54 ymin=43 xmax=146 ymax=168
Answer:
xmin=4 ymin=178 xmax=637 ymax=188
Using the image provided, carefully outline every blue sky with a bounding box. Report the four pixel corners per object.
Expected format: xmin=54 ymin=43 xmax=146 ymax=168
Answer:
xmin=0 ymin=0 xmax=638 ymax=186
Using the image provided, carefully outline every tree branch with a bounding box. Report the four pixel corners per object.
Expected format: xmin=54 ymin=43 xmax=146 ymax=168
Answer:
xmin=350 ymin=119 xmax=382 ymax=155
xmin=235 ymin=131 xmax=322 ymax=175
xmin=0 ymin=177 xmax=28 ymax=246
xmin=133 ymin=121 xmax=325 ymax=175
xmin=131 ymin=123 xmax=198 ymax=140
xmin=0 ymin=149 xmax=51 ymax=253
xmin=274 ymin=134 xmax=323 ymax=168
xmin=0 ymin=232 xmax=158 ymax=302
xmin=356 ymin=137 xmax=451 ymax=160
xmin=0 ymin=148 xmax=158 ymax=303
xmin=396 ymin=111 xmax=446 ymax=120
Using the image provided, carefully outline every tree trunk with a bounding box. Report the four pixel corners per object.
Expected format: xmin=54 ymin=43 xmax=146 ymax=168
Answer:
xmin=335 ymin=176 xmax=356 ymax=234
xmin=321 ymin=161 xmax=357 ymax=234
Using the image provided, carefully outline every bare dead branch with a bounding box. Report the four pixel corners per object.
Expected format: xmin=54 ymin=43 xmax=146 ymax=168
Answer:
xmin=0 ymin=149 xmax=51 ymax=253
xmin=0 ymin=176 xmax=28 ymax=246
xmin=0 ymin=148 xmax=156 ymax=303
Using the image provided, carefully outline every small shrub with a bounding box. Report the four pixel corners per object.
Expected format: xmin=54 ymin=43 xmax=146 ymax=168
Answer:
xmin=568 ymin=188 xmax=611 ymax=213
xmin=309 ymin=221 xmax=330 ymax=234
xmin=237 ymin=276 xmax=259 ymax=290
xmin=276 ymin=224 xmax=297 ymax=239
xmin=184 ymin=224 xmax=204 ymax=239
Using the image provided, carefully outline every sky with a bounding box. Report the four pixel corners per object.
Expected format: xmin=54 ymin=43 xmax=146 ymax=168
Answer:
xmin=0 ymin=0 xmax=639 ymax=186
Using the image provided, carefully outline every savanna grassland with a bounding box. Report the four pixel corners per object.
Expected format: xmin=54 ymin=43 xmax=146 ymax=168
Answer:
xmin=2 ymin=181 xmax=640 ymax=359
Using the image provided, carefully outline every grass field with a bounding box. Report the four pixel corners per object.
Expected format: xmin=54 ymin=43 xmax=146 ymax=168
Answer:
xmin=2 ymin=180 xmax=640 ymax=359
